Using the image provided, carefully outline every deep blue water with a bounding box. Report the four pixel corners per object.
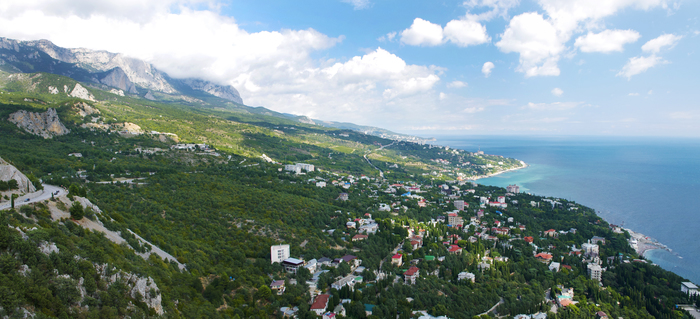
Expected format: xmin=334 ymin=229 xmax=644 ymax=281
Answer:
xmin=433 ymin=135 xmax=700 ymax=284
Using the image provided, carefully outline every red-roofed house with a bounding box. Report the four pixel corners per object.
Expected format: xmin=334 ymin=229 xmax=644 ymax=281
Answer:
xmin=410 ymin=240 xmax=421 ymax=250
xmin=391 ymin=254 xmax=403 ymax=266
xmin=518 ymin=225 xmax=526 ymax=231
xmin=524 ymin=236 xmax=534 ymax=243
xmin=544 ymin=229 xmax=557 ymax=237
xmin=310 ymin=294 xmax=330 ymax=315
xmin=404 ymin=266 xmax=420 ymax=284
xmin=535 ymin=253 xmax=553 ymax=263
xmin=448 ymin=245 xmax=463 ymax=255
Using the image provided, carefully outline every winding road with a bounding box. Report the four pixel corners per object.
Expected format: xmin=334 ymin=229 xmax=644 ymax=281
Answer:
xmin=0 ymin=184 xmax=63 ymax=210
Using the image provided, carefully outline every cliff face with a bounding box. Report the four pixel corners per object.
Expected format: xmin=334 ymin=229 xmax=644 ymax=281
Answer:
xmin=0 ymin=157 xmax=36 ymax=193
xmin=0 ymin=37 xmax=244 ymax=104
xmin=8 ymin=108 xmax=70 ymax=139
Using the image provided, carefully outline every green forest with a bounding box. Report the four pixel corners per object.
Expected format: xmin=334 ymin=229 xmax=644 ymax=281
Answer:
xmin=0 ymin=77 xmax=698 ymax=319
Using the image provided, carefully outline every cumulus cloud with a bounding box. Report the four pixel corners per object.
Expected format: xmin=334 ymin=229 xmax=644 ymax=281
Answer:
xmin=617 ymin=55 xmax=664 ymax=79
xmin=400 ymin=17 xmax=489 ymax=47
xmin=0 ymin=1 xmax=452 ymax=128
xmin=447 ymin=81 xmax=468 ymax=88
xmin=551 ymin=88 xmax=563 ymax=96
xmin=443 ymin=18 xmax=490 ymax=46
xmin=496 ymin=12 xmax=563 ymax=77
xmin=642 ymin=34 xmax=682 ymax=53
xmin=574 ymin=29 xmax=640 ymax=53
xmin=342 ymin=0 xmax=371 ymax=10
xmin=400 ymin=18 xmax=444 ymax=46
xmin=497 ymin=0 xmax=673 ymax=77
xmin=482 ymin=61 xmax=495 ymax=77
xmin=628 ymin=92 xmax=639 ymax=96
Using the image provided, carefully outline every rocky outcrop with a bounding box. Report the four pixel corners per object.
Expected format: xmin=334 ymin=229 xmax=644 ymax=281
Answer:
xmin=8 ymin=108 xmax=70 ymax=139
xmin=95 ymin=264 xmax=164 ymax=315
xmin=99 ymin=67 xmax=138 ymax=94
xmin=73 ymin=102 xmax=100 ymax=117
xmin=180 ymin=78 xmax=243 ymax=104
xmin=0 ymin=157 xmax=36 ymax=192
xmin=69 ymin=83 xmax=95 ymax=101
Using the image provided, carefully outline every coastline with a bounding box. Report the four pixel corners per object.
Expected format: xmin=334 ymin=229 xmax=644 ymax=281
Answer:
xmin=470 ymin=161 xmax=529 ymax=181
xmin=625 ymin=227 xmax=672 ymax=258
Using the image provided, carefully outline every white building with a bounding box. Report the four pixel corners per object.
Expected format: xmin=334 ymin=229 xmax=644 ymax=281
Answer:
xmin=458 ymin=272 xmax=475 ymax=283
xmin=284 ymin=164 xmax=302 ymax=174
xmin=587 ymin=263 xmax=603 ymax=281
xmin=454 ymin=200 xmax=466 ymax=211
xmin=581 ymin=243 xmax=600 ymax=257
xmin=296 ymin=163 xmax=315 ymax=172
xmin=316 ymin=181 xmax=327 ymax=187
xmin=506 ymin=184 xmax=520 ymax=193
xmin=271 ymin=245 xmax=290 ymax=264
xmin=681 ymin=282 xmax=699 ymax=296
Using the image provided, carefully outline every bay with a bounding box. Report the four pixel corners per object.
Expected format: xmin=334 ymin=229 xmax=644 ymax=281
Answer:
xmin=433 ymin=135 xmax=700 ymax=284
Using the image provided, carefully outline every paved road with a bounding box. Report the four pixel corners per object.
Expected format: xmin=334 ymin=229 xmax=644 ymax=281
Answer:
xmin=0 ymin=184 xmax=63 ymax=210
xmin=364 ymin=141 xmax=395 ymax=179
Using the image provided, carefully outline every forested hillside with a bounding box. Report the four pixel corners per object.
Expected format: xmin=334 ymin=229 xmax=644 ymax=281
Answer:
xmin=0 ymin=78 xmax=697 ymax=319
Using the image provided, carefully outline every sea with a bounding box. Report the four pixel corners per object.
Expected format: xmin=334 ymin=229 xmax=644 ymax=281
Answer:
xmin=432 ymin=135 xmax=700 ymax=284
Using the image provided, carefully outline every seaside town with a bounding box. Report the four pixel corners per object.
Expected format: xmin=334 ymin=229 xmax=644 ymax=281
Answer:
xmin=264 ymin=163 xmax=700 ymax=319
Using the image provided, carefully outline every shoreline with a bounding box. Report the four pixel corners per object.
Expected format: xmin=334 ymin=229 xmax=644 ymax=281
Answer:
xmin=469 ymin=161 xmax=529 ymax=181
xmin=625 ymin=227 xmax=673 ymax=258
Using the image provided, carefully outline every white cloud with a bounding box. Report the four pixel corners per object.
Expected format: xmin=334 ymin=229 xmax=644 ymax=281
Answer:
xmin=526 ymin=101 xmax=581 ymax=110
xmin=464 ymin=106 xmax=485 ymax=113
xmin=447 ymin=81 xmax=468 ymax=88
xmin=574 ymin=29 xmax=641 ymax=53
xmin=628 ymin=92 xmax=639 ymax=96
xmin=642 ymin=34 xmax=682 ymax=53
xmin=463 ymin=0 xmax=521 ymax=20
xmin=617 ymin=55 xmax=663 ymax=79
xmin=496 ymin=12 xmax=563 ymax=77
xmin=0 ymin=2 xmax=452 ymax=128
xmin=400 ymin=18 xmax=444 ymax=46
xmin=482 ymin=61 xmax=495 ymax=77
xmin=342 ymin=0 xmax=371 ymax=10
xmin=400 ymin=17 xmax=489 ymax=47
xmin=443 ymin=18 xmax=490 ymax=46
xmin=551 ymin=87 xmax=563 ymax=96
xmin=378 ymin=31 xmax=397 ymax=42
xmin=439 ymin=92 xmax=447 ymax=100
xmin=497 ymin=0 xmax=672 ymax=77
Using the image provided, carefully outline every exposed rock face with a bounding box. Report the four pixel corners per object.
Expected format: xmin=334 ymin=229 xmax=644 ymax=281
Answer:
xmin=39 ymin=241 xmax=59 ymax=255
xmin=69 ymin=83 xmax=95 ymax=101
xmin=48 ymin=86 xmax=59 ymax=94
xmin=74 ymin=102 xmax=100 ymax=117
xmin=112 ymin=122 xmax=143 ymax=134
xmin=8 ymin=108 xmax=70 ymax=139
xmin=144 ymin=91 xmax=156 ymax=100
xmin=180 ymin=78 xmax=243 ymax=104
xmin=95 ymin=264 xmax=164 ymax=315
xmin=0 ymin=157 xmax=36 ymax=192
xmin=99 ymin=67 xmax=138 ymax=94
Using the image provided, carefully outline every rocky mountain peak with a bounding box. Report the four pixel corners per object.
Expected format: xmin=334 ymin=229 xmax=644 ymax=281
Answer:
xmin=0 ymin=156 xmax=36 ymax=193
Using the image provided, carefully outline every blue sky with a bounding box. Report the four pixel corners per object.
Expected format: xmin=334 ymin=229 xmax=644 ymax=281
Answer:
xmin=0 ymin=0 xmax=698 ymax=137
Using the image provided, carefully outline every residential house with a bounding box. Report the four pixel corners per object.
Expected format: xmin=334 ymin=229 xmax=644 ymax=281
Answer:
xmin=318 ymin=257 xmax=332 ymax=267
xmin=346 ymin=221 xmax=356 ymax=229
xmin=524 ymin=236 xmax=534 ymax=243
xmin=334 ymin=304 xmax=346 ymax=317
xmin=549 ymin=262 xmax=561 ymax=272
xmin=316 ymin=181 xmax=327 ymax=188
xmin=270 ymin=280 xmax=286 ymax=295
xmin=338 ymin=193 xmax=349 ymax=201
xmin=581 ymin=243 xmax=599 ymax=257
xmin=283 ymin=258 xmax=305 ymax=273
xmin=310 ymin=294 xmax=330 ymax=315
xmin=454 ymin=200 xmax=466 ymax=211
xmin=323 ymin=312 xmax=336 ymax=319
xmin=544 ymin=229 xmax=557 ymax=237
xmin=404 ymin=266 xmax=420 ymax=284
xmin=596 ymin=311 xmax=609 ymax=319
xmin=391 ymin=254 xmax=403 ymax=266
xmin=352 ymin=234 xmax=368 ymax=242
xmin=535 ymin=253 xmax=553 ymax=263
xmin=332 ymin=274 xmax=358 ymax=290
xmin=591 ymin=236 xmax=606 ymax=245
xmin=305 ymin=259 xmax=318 ymax=273
xmin=458 ymin=272 xmax=476 ymax=283
xmin=448 ymin=245 xmax=463 ymax=255
xmin=364 ymin=304 xmax=376 ymax=316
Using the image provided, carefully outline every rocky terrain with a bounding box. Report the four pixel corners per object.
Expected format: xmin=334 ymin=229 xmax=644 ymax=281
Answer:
xmin=0 ymin=156 xmax=36 ymax=192
xmin=8 ymin=108 xmax=70 ymax=139
xmin=0 ymin=37 xmax=243 ymax=104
